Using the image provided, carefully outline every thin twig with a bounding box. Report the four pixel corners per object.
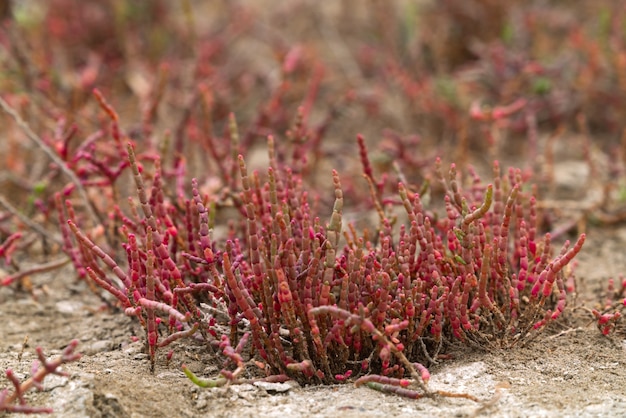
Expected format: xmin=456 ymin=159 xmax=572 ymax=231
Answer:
xmin=2 ymin=257 xmax=71 ymax=286
xmin=0 ymin=194 xmax=63 ymax=245
xmin=0 ymin=96 xmax=101 ymax=227
xmin=547 ymin=327 xmax=586 ymax=339
xmin=469 ymin=386 xmax=504 ymax=417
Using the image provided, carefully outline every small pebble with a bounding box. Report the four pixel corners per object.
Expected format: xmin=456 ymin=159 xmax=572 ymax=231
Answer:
xmin=254 ymin=381 xmax=298 ymax=393
xmin=84 ymin=340 xmax=111 ymax=355
xmin=56 ymin=300 xmax=84 ymax=314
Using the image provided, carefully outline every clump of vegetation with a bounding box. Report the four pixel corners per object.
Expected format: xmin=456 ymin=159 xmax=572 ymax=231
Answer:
xmin=64 ymin=114 xmax=584 ymax=399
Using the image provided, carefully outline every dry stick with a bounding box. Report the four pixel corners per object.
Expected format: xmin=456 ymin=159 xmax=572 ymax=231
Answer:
xmin=548 ymin=327 xmax=586 ymax=339
xmin=1 ymin=257 xmax=70 ymax=286
xmin=0 ymin=195 xmax=63 ymax=246
xmin=16 ymin=336 xmax=29 ymax=362
xmin=0 ymin=96 xmax=101 ymax=227
xmin=469 ymin=386 xmax=504 ymax=417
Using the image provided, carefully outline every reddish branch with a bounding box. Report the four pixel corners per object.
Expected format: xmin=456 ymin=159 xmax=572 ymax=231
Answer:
xmin=0 ymin=340 xmax=81 ymax=414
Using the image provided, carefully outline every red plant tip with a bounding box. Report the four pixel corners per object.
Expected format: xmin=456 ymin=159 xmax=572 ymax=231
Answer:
xmin=492 ymin=98 xmax=527 ymax=120
xmin=414 ymin=363 xmax=431 ymax=384
xmin=125 ymin=307 xmax=139 ymax=316
xmin=282 ymin=45 xmax=303 ymax=74
xmin=335 ymin=370 xmax=353 ymax=381
xmin=469 ymin=101 xmax=488 ymax=121
xmin=542 ymin=281 xmax=553 ymax=298
xmin=62 ymin=183 xmax=75 ymax=196
xmin=92 ymin=88 xmax=119 ymax=121
xmin=531 ymin=281 xmax=541 ymax=298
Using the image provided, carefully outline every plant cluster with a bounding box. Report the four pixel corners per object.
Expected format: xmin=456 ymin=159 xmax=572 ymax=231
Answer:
xmin=592 ymin=276 xmax=626 ymax=335
xmin=62 ymin=118 xmax=585 ymax=399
